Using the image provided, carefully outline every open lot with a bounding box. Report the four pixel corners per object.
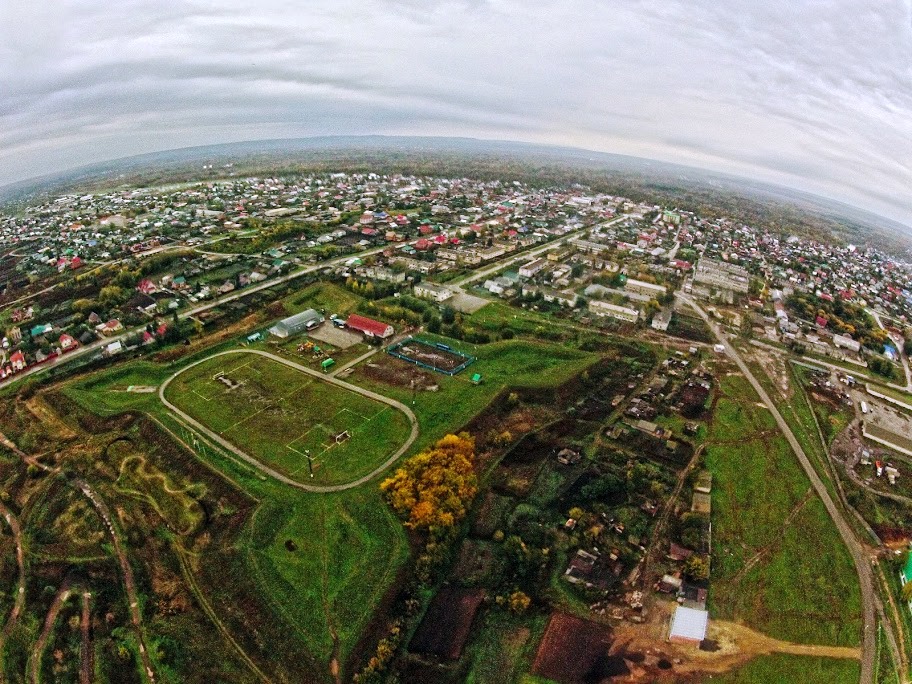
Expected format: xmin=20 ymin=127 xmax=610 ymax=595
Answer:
xmin=164 ymin=352 xmax=412 ymax=485
xmin=531 ymin=612 xmax=618 ymax=684
xmin=307 ymin=322 xmax=363 ymax=349
xmin=706 ymin=373 xmax=862 ymax=647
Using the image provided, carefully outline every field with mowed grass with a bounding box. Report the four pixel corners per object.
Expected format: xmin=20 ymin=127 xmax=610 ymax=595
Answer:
xmin=48 ymin=302 xmax=641 ymax=681
xmin=706 ymin=373 xmax=862 ymax=647
xmin=164 ymin=353 xmax=412 ymax=485
xmin=239 ymin=484 xmax=408 ymax=673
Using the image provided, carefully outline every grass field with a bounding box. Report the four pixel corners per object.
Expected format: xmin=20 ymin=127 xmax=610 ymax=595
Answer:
xmin=49 ymin=292 xmax=634 ymax=680
xmin=350 ymin=338 xmax=600 ymax=451
xmin=711 ymin=653 xmax=860 ymax=684
xmin=165 ymin=353 xmax=412 ymax=485
xmin=242 ymin=485 xmax=408 ymax=673
xmin=706 ymin=373 xmax=863 ymax=647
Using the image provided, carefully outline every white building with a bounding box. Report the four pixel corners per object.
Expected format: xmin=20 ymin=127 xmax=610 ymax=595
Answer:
xmin=625 ymin=278 xmax=666 ymax=298
xmin=589 ymin=300 xmax=639 ymax=323
xmin=413 ymin=282 xmax=454 ymax=303
xmin=518 ymin=258 xmax=547 ymax=279
xmin=833 ymin=334 xmax=861 ymax=353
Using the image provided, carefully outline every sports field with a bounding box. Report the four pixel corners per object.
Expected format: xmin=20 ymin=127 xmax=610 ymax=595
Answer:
xmin=164 ymin=353 xmax=412 ymax=485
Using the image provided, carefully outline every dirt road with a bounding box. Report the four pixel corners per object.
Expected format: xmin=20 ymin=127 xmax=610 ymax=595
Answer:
xmin=0 ymin=431 xmax=157 ymax=684
xmin=0 ymin=500 xmax=25 ymax=684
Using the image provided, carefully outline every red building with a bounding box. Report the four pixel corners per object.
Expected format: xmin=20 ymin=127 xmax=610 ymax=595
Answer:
xmin=345 ymin=314 xmax=394 ymax=339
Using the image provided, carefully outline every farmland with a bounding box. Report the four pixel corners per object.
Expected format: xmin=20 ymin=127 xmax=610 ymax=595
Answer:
xmin=164 ymin=351 xmax=413 ymax=485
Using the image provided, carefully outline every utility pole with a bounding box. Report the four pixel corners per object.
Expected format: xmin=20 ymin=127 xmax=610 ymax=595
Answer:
xmin=305 ymin=450 xmax=314 ymax=478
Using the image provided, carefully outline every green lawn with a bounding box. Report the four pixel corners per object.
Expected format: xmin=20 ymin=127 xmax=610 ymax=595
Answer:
xmin=711 ymin=654 xmax=860 ymax=684
xmin=283 ymin=282 xmax=363 ymax=317
xmin=706 ymin=374 xmax=862 ymax=647
xmin=165 ymin=353 xmax=412 ymax=486
xmin=242 ymin=485 xmax=407 ymax=676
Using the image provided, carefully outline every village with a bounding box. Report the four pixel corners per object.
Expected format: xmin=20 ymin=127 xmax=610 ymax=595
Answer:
xmin=2 ymin=170 xmax=912 ymax=683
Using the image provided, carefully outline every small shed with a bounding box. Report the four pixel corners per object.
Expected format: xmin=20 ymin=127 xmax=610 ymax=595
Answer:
xmin=669 ymin=606 xmax=708 ymax=645
xmin=321 ymin=358 xmax=335 ymax=370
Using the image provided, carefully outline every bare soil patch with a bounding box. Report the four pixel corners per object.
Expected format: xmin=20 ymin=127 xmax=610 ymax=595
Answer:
xmin=532 ymin=612 xmax=614 ymax=684
xmin=361 ymin=355 xmax=438 ymax=390
xmin=409 ymin=587 xmax=484 ymax=660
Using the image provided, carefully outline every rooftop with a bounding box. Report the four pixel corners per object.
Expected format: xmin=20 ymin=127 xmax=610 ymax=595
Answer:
xmin=669 ymin=606 xmax=708 ymax=643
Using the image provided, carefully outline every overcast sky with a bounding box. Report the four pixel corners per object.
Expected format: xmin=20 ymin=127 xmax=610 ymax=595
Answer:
xmin=2 ymin=1 xmax=912 ymax=226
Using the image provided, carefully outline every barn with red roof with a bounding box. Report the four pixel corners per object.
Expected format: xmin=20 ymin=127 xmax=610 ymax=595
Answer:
xmin=345 ymin=314 xmax=395 ymax=339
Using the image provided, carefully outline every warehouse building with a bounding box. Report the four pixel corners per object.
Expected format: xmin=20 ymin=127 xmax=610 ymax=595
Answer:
xmin=269 ymin=309 xmax=325 ymax=338
xmin=346 ymin=313 xmax=395 ymax=339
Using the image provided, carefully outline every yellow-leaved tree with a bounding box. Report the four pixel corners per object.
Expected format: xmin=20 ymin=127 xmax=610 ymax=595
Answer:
xmin=381 ymin=433 xmax=477 ymax=533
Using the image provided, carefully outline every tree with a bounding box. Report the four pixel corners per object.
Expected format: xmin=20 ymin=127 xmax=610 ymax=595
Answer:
xmin=902 ymin=580 xmax=912 ymax=603
xmin=508 ymin=590 xmax=531 ymax=613
xmin=381 ymin=433 xmax=477 ymax=533
xmin=441 ymin=305 xmax=456 ymax=324
xmin=683 ymin=555 xmax=710 ymax=581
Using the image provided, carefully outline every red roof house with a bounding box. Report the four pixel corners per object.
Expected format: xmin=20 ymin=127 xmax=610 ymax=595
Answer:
xmin=59 ymin=334 xmax=78 ymax=351
xmin=815 ymin=315 xmax=828 ymax=328
xmin=10 ymin=350 xmax=26 ymax=372
xmin=345 ymin=314 xmax=395 ymax=339
xmin=137 ymin=279 xmax=157 ymax=294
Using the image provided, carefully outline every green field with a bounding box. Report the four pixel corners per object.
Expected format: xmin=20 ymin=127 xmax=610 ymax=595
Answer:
xmin=712 ymin=653 xmax=860 ymax=684
xmin=706 ymin=373 xmax=863 ymax=647
xmin=350 ymin=338 xmax=601 ymax=450
xmin=165 ymin=353 xmax=412 ymax=485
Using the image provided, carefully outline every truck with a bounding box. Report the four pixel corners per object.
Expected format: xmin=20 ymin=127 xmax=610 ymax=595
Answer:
xmin=861 ymin=401 xmax=869 ymax=415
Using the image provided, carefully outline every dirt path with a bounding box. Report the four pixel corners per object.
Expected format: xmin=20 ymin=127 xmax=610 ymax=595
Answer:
xmin=24 ymin=396 xmax=76 ymax=441
xmin=80 ymin=592 xmax=92 ymax=684
xmin=681 ymin=295 xmax=877 ymax=684
xmin=28 ymin=579 xmax=73 ymax=684
xmin=173 ymin=544 xmax=272 ymax=683
xmin=729 ymin=487 xmax=813 ymax=583
xmin=0 ymin=430 xmax=157 ymax=684
xmin=73 ymin=477 xmax=157 ymax=683
xmin=317 ymin=503 xmax=342 ymax=684
xmin=0 ymin=501 xmax=25 ymax=684
xmin=614 ymin=602 xmax=860 ymax=682
xmin=639 ymin=445 xmax=704 ymax=595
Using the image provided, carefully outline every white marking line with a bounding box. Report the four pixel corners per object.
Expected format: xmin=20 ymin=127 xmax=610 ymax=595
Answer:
xmin=216 ymin=370 xmax=316 ymax=436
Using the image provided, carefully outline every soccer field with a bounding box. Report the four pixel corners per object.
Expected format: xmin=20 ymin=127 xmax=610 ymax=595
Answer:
xmin=164 ymin=353 xmax=412 ymax=485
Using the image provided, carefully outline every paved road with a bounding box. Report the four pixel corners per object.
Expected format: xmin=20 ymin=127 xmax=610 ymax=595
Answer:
xmin=678 ymin=293 xmax=877 ymax=684
xmin=450 ymin=215 xmax=629 ymax=291
xmin=158 ymin=349 xmax=419 ymax=492
xmin=0 ymin=241 xmax=394 ymax=392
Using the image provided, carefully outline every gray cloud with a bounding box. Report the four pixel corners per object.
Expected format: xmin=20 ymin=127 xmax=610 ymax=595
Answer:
xmin=2 ymin=0 xmax=912 ymax=227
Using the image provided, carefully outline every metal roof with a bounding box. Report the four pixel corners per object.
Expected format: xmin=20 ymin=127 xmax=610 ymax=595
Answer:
xmin=669 ymin=606 xmax=708 ymax=642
